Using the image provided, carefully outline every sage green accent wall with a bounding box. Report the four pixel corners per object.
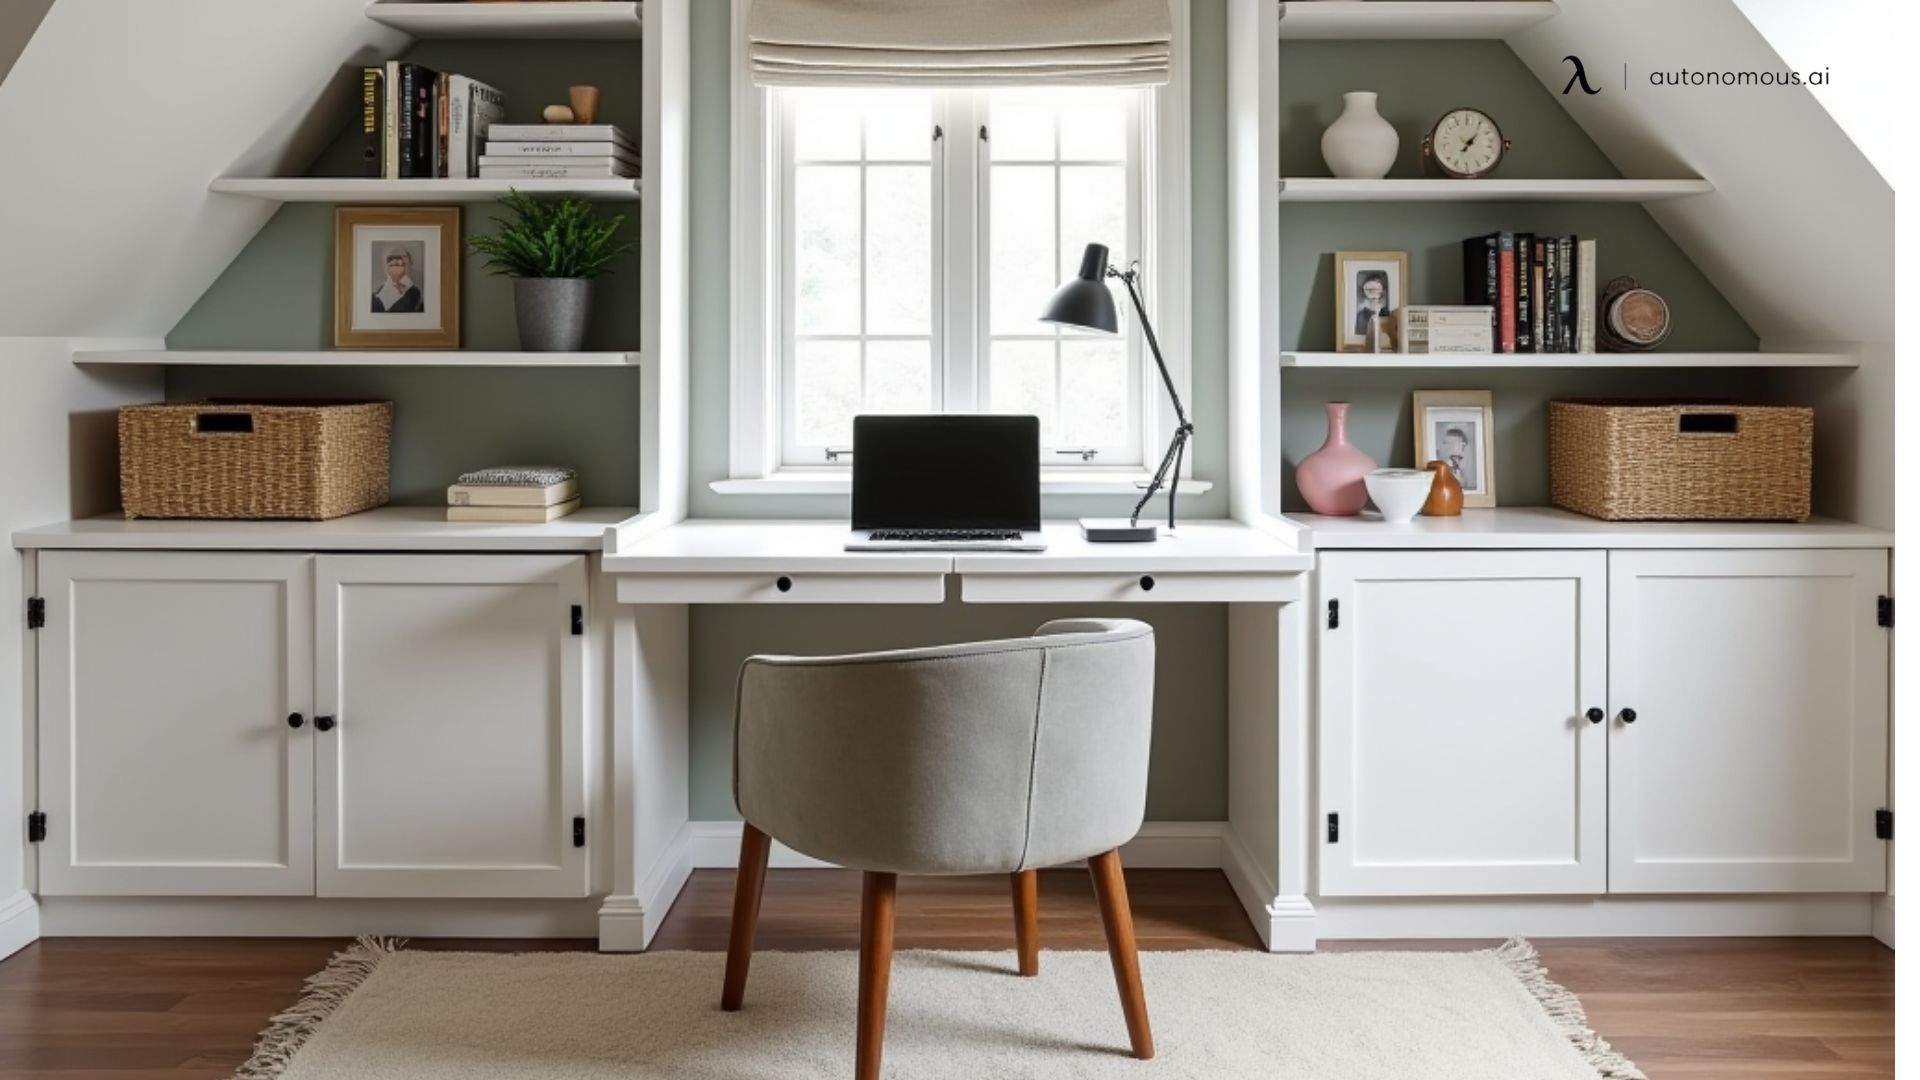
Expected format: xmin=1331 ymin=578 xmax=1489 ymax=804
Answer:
xmin=689 ymin=596 xmax=1228 ymax=822
xmin=1276 ymin=41 xmax=1757 ymax=510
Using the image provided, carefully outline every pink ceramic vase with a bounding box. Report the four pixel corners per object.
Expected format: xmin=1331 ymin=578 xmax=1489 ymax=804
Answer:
xmin=1297 ymin=401 xmax=1378 ymax=516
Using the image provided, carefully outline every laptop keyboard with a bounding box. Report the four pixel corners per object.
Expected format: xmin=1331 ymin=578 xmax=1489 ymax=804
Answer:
xmin=867 ymin=528 xmax=1026 ymax=543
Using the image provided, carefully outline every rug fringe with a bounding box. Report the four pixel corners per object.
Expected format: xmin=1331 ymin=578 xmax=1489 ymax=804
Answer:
xmin=1493 ymin=939 xmax=1646 ymax=1080
xmin=233 ymin=936 xmax=404 ymax=1080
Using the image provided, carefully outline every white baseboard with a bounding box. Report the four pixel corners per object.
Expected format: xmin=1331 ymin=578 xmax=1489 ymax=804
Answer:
xmin=0 ymin=890 xmax=39 ymax=960
xmin=1314 ymin=894 xmax=1877 ymax=939
xmin=599 ymin=820 xmax=693 ymax=952
xmin=38 ymin=896 xmax=599 ymax=938
xmin=1218 ymin=826 xmax=1315 ymax=953
xmin=686 ymin=820 xmax=1228 ymax=871
xmin=1872 ymin=893 xmax=1894 ymax=948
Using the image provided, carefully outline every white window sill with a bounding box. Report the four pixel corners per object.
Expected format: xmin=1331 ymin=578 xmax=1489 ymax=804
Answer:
xmin=709 ymin=472 xmax=1215 ymax=497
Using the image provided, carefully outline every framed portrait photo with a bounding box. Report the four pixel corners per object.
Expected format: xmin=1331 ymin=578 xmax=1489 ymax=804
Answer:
xmin=1333 ymin=250 xmax=1410 ymax=353
xmin=334 ymin=206 xmax=461 ymax=349
xmin=1413 ymin=389 xmax=1497 ymax=507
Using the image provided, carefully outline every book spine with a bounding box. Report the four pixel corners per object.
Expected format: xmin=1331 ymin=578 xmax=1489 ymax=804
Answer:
xmin=1532 ymin=262 xmax=1546 ymax=351
xmin=477 ymin=164 xmax=636 ymax=179
xmin=1462 ymin=235 xmax=1498 ymax=343
xmin=1559 ymin=237 xmax=1576 ymax=352
xmin=359 ymin=67 xmax=382 ymax=179
xmin=1514 ymin=234 xmax=1534 ymax=353
xmin=396 ymin=63 xmax=417 ymax=178
xmin=435 ymin=72 xmax=450 ymax=179
xmin=383 ymin=61 xmax=400 ymax=180
xmin=1496 ymin=232 xmax=1516 ymax=354
xmin=1542 ymin=240 xmax=1558 ymax=353
xmin=1577 ymin=238 xmax=1598 ymax=353
xmin=447 ymin=76 xmax=468 ymax=180
xmin=469 ymin=83 xmax=509 ymax=180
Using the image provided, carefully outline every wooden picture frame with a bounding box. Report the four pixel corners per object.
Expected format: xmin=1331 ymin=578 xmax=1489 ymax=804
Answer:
xmin=334 ymin=206 xmax=461 ymax=349
xmin=1333 ymin=250 xmax=1410 ymax=353
xmin=1413 ymin=389 xmax=1497 ymax=507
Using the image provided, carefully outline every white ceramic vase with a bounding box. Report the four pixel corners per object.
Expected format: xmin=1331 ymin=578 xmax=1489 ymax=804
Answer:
xmin=1321 ymin=91 xmax=1399 ymax=180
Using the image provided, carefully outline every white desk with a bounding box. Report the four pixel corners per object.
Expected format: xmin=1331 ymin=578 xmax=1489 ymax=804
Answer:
xmin=597 ymin=518 xmax=1318 ymax=953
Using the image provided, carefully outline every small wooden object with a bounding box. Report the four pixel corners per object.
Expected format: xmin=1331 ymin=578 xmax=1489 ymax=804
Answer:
xmin=569 ymin=85 xmax=602 ymax=125
xmin=1423 ymin=460 xmax=1464 ymax=516
xmin=542 ymin=104 xmax=575 ymax=124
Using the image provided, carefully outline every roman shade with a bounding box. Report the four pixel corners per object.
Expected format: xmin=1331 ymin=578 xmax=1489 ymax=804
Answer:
xmin=748 ymin=0 xmax=1173 ymax=87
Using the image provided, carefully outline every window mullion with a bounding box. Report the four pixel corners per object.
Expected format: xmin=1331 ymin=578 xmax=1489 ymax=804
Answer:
xmin=941 ymin=92 xmax=980 ymax=413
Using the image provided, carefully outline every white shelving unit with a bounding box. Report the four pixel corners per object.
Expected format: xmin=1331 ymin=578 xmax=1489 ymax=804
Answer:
xmin=1291 ymin=507 xmax=1892 ymax=550
xmin=1276 ymin=1 xmax=1557 ymax=40
xmin=365 ymin=1 xmax=643 ymax=40
xmin=1279 ymin=351 xmax=1858 ymax=370
xmin=1276 ymin=178 xmax=1713 ymax=203
xmin=209 ymin=178 xmax=642 ymax=204
xmin=73 ymin=350 xmax=643 ymax=369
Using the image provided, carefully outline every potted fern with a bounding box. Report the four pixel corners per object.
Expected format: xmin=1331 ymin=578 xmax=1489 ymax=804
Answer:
xmin=470 ymin=191 xmax=635 ymax=352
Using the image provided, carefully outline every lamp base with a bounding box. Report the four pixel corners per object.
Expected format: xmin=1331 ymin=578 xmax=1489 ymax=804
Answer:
xmin=1080 ymin=518 xmax=1160 ymax=543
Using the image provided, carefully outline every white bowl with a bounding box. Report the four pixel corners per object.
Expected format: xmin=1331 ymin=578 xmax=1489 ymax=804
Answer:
xmin=1364 ymin=468 xmax=1432 ymax=524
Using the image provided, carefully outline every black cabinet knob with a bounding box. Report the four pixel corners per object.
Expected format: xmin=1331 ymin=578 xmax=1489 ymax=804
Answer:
xmin=287 ymin=712 xmax=305 ymax=729
xmin=775 ymin=576 xmax=793 ymax=593
xmin=1620 ymin=708 xmax=1638 ymax=725
xmin=1585 ymin=708 xmax=1603 ymax=725
xmin=314 ymin=715 xmax=336 ymax=732
xmin=1139 ymin=575 xmax=1156 ymax=592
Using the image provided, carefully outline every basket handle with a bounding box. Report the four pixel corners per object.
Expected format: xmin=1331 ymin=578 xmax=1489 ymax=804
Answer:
xmin=1676 ymin=412 xmax=1738 ymax=436
xmin=194 ymin=412 xmax=256 ymax=435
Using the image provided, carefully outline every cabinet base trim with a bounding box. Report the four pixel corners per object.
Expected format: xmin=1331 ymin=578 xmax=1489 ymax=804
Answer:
xmin=0 ymin=890 xmax=39 ymax=961
xmin=1220 ymin=826 xmax=1316 ymax=953
xmin=36 ymin=896 xmax=600 ymax=938
xmin=1872 ymin=894 xmax=1894 ymax=948
xmin=1314 ymin=894 xmax=1876 ymax=939
xmin=600 ymin=821 xmax=694 ymax=952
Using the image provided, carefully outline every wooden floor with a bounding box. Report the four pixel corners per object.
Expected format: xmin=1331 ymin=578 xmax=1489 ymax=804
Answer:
xmin=0 ymin=869 xmax=1893 ymax=1078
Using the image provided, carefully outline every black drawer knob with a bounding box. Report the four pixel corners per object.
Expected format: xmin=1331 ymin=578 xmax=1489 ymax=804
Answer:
xmin=314 ymin=715 xmax=337 ymax=732
xmin=287 ymin=712 xmax=305 ymax=729
xmin=1139 ymin=575 xmax=1156 ymax=592
xmin=1585 ymin=708 xmax=1603 ymax=725
xmin=775 ymin=576 xmax=793 ymax=593
xmin=1619 ymin=708 xmax=1638 ymax=725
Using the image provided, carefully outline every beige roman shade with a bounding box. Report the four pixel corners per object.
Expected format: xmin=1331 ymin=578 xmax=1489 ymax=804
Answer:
xmin=748 ymin=0 xmax=1173 ymax=87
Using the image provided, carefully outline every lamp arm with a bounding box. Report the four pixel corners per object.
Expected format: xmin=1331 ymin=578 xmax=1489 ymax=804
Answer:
xmin=1110 ymin=265 xmax=1190 ymax=431
xmin=1112 ymin=263 xmax=1194 ymax=529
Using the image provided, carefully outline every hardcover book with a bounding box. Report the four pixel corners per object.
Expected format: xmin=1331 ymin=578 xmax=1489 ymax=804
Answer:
xmin=1576 ymin=238 xmax=1599 ymax=353
xmin=447 ymin=497 xmax=582 ymax=524
xmin=1496 ymin=233 xmax=1516 ymax=354
xmin=487 ymin=123 xmax=636 ymax=149
xmin=359 ymin=66 xmax=384 ymax=179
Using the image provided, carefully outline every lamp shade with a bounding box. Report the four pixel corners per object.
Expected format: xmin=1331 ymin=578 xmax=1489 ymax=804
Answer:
xmin=1039 ymin=243 xmax=1119 ymax=334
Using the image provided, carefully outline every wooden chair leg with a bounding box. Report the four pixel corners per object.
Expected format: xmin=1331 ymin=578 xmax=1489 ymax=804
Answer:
xmin=1011 ymin=869 xmax=1040 ymax=976
xmin=720 ymin=823 xmax=772 ymax=1011
xmin=1088 ymin=849 xmax=1154 ymax=1060
xmin=856 ymin=871 xmax=898 ymax=1080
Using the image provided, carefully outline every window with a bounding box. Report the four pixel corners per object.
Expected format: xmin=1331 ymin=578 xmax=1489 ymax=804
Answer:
xmin=730 ymin=6 xmax=1189 ymax=488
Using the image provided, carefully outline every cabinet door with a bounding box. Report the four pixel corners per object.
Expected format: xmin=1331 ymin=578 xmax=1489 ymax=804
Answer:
xmin=1318 ymin=550 xmax=1607 ymax=897
xmin=315 ymin=554 xmax=589 ymax=898
xmin=1609 ymin=549 xmax=1889 ymax=893
xmin=36 ymin=552 xmax=314 ymax=896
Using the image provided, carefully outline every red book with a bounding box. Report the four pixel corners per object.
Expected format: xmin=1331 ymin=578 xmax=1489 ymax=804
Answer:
xmin=1497 ymin=232 xmax=1517 ymax=353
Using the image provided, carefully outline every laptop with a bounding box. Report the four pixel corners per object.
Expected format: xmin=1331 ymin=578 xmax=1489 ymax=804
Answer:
xmin=845 ymin=415 xmax=1047 ymax=551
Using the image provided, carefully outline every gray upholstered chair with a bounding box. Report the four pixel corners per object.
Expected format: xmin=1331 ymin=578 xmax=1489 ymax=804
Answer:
xmin=720 ymin=618 xmax=1157 ymax=1080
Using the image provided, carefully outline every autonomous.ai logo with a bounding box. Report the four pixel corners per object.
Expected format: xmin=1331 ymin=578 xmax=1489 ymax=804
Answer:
xmin=1562 ymin=55 xmax=1601 ymax=95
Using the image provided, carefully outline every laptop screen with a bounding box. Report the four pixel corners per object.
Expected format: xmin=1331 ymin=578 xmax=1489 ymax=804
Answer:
xmin=851 ymin=415 xmax=1041 ymax=531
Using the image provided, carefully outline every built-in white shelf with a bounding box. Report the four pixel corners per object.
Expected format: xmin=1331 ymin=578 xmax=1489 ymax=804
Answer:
xmin=1280 ymin=351 xmax=1859 ymax=370
xmin=1292 ymin=507 xmax=1892 ymax=551
xmin=209 ymin=177 xmax=642 ymax=204
xmin=1277 ymin=178 xmax=1713 ymax=203
xmin=365 ymin=1 xmax=642 ymax=40
xmin=73 ymin=350 xmax=642 ymax=368
xmin=1276 ymin=1 xmax=1557 ymax=40
xmin=13 ymin=506 xmax=636 ymax=553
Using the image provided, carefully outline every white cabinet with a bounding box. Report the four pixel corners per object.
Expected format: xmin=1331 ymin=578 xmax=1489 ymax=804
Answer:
xmin=1609 ymin=549 xmax=1889 ymax=893
xmin=1317 ymin=551 xmax=1607 ymax=896
xmin=315 ymin=555 xmax=590 ymax=898
xmin=35 ymin=552 xmax=314 ymax=896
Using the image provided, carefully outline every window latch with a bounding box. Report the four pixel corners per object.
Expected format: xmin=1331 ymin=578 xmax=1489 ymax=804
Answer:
xmin=824 ymin=447 xmax=855 ymax=462
xmin=1054 ymin=447 xmax=1099 ymax=462
xmin=933 ymin=124 xmax=944 ymax=142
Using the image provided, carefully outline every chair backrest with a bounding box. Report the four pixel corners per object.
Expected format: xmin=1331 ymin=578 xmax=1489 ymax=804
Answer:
xmin=733 ymin=619 xmax=1155 ymax=875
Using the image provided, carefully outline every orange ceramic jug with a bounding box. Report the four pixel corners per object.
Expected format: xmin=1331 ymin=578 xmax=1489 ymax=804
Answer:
xmin=1423 ymin=460 xmax=1463 ymax=517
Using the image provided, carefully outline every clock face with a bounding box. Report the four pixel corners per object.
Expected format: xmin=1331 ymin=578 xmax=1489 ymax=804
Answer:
xmin=1431 ymin=109 xmax=1504 ymax=177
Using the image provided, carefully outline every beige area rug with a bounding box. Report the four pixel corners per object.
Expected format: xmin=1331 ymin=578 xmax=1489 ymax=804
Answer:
xmin=238 ymin=939 xmax=1643 ymax=1080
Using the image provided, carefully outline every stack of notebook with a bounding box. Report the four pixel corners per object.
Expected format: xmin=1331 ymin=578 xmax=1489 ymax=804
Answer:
xmin=447 ymin=466 xmax=580 ymax=523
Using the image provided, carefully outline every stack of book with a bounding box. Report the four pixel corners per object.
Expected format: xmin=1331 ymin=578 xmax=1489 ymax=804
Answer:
xmin=360 ymin=63 xmax=507 ymax=179
xmin=479 ymin=124 xmax=640 ymax=180
xmin=446 ymin=467 xmax=581 ymax=523
xmin=1462 ymin=232 xmax=1599 ymax=354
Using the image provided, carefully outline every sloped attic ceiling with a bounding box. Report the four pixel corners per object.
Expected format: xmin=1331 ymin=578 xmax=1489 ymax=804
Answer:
xmin=0 ymin=0 xmax=404 ymax=338
xmin=1506 ymin=0 xmax=1892 ymax=346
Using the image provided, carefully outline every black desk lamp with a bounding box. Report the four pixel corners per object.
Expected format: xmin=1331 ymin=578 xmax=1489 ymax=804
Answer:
xmin=1040 ymin=242 xmax=1192 ymax=542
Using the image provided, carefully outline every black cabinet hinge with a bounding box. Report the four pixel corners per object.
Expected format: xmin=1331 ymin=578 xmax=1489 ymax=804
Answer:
xmin=26 ymin=597 xmax=44 ymax=630
xmin=27 ymin=812 xmax=46 ymax=843
xmin=1876 ymin=808 xmax=1893 ymax=841
xmin=1327 ymin=599 xmax=1340 ymax=630
xmin=1878 ymin=596 xmax=1893 ymax=628
xmin=1326 ymin=813 xmax=1339 ymax=843
xmin=573 ymin=816 xmax=587 ymax=848
xmin=569 ymin=604 xmax=584 ymax=636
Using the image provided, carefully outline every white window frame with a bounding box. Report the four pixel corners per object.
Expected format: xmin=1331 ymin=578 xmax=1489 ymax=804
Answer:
xmin=723 ymin=0 xmax=1195 ymax=496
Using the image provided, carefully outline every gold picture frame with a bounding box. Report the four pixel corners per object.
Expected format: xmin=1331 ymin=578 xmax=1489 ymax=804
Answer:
xmin=1333 ymin=250 xmax=1410 ymax=353
xmin=1413 ymin=389 xmax=1498 ymax=508
xmin=334 ymin=206 xmax=461 ymax=349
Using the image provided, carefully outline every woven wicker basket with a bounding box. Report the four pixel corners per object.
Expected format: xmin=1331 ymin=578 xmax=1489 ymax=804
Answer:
xmin=119 ymin=401 xmax=393 ymax=520
xmin=1549 ymin=401 xmax=1811 ymax=522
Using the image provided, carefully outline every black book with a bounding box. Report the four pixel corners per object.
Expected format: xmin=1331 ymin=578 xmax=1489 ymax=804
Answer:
xmin=1559 ymin=236 xmax=1578 ymax=352
xmin=359 ymin=67 xmax=384 ymax=179
xmin=1461 ymin=233 xmax=1500 ymax=341
xmin=397 ymin=63 xmax=438 ymax=179
xmin=1541 ymin=238 xmax=1558 ymax=353
xmin=1514 ymin=234 xmax=1534 ymax=353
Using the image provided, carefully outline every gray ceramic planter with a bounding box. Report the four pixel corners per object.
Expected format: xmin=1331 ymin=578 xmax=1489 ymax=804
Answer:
xmin=513 ymin=277 xmax=592 ymax=352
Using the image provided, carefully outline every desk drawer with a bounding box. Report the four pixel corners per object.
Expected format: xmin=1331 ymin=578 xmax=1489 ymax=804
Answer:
xmin=960 ymin=571 xmax=1301 ymax=604
xmin=617 ymin=571 xmax=945 ymax=605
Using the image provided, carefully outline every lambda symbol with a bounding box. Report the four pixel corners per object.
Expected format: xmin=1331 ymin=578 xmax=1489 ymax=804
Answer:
xmin=1562 ymin=55 xmax=1601 ymax=95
